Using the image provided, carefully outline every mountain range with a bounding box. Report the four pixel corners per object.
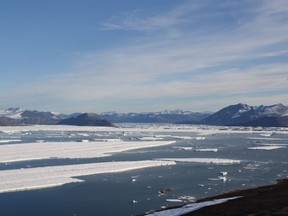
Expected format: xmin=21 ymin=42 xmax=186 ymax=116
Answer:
xmin=209 ymin=103 xmax=288 ymax=127
xmin=0 ymin=103 xmax=288 ymax=127
xmin=184 ymin=103 xmax=288 ymax=127
xmin=100 ymin=110 xmax=210 ymax=123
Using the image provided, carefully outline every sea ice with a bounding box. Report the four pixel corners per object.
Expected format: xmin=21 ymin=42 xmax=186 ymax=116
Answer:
xmin=195 ymin=137 xmax=206 ymax=140
xmin=158 ymin=158 xmax=242 ymax=165
xmin=1 ymin=125 xmax=287 ymax=136
xmin=166 ymin=199 xmax=183 ymax=203
xmin=139 ymin=137 xmax=164 ymax=141
xmin=0 ymin=160 xmax=176 ymax=193
xmin=194 ymin=148 xmax=218 ymax=152
xmin=247 ymin=146 xmax=285 ymax=150
xmin=0 ymin=140 xmax=175 ymax=163
xmin=0 ymin=139 xmax=22 ymax=143
xmin=173 ymin=147 xmax=193 ymax=151
xmin=247 ymin=137 xmax=285 ymax=141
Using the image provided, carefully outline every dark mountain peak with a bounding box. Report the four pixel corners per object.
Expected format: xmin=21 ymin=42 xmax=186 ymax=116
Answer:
xmin=0 ymin=120 xmax=9 ymax=126
xmin=6 ymin=107 xmax=22 ymax=112
xmin=84 ymin=113 xmax=99 ymax=118
xmin=256 ymin=103 xmax=288 ymax=117
xmin=201 ymin=103 xmax=254 ymax=125
xmin=228 ymin=103 xmax=252 ymax=111
xmin=58 ymin=113 xmax=113 ymax=127
xmin=200 ymin=103 xmax=288 ymax=127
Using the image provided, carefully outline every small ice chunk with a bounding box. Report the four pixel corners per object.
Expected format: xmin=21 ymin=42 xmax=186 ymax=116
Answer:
xmin=219 ymin=171 xmax=228 ymax=176
xmin=195 ymin=137 xmax=206 ymax=140
xmin=173 ymin=147 xmax=193 ymax=151
xmin=166 ymin=199 xmax=183 ymax=203
xmin=178 ymin=195 xmax=196 ymax=202
xmin=194 ymin=148 xmax=218 ymax=152
xmin=82 ymin=140 xmax=89 ymax=143
xmin=218 ymin=176 xmax=228 ymax=182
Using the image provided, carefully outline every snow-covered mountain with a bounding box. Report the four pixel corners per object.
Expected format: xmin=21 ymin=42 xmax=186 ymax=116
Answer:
xmin=0 ymin=108 xmax=24 ymax=119
xmin=1 ymin=103 xmax=287 ymax=127
xmin=200 ymin=103 xmax=288 ymax=127
xmin=0 ymin=108 xmax=66 ymax=125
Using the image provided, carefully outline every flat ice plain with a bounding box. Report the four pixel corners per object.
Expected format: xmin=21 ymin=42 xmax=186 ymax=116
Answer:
xmin=0 ymin=140 xmax=175 ymax=163
xmin=0 ymin=160 xmax=176 ymax=193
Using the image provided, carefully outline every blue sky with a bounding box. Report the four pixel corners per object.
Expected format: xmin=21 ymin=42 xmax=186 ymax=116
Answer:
xmin=1 ymin=0 xmax=288 ymax=113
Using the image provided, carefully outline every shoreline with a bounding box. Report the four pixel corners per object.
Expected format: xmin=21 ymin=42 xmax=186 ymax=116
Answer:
xmin=148 ymin=178 xmax=288 ymax=216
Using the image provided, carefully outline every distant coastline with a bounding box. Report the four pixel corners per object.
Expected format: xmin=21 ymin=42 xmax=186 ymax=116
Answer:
xmin=1 ymin=103 xmax=288 ymax=127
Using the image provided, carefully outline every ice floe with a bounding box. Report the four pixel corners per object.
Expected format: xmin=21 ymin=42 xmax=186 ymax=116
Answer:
xmin=178 ymin=195 xmax=196 ymax=202
xmin=173 ymin=147 xmax=193 ymax=151
xmin=169 ymin=136 xmax=193 ymax=140
xmin=260 ymin=133 xmax=274 ymax=137
xmin=158 ymin=158 xmax=242 ymax=165
xmin=0 ymin=160 xmax=176 ymax=193
xmin=94 ymin=138 xmax=122 ymax=142
xmin=194 ymin=148 xmax=218 ymax=152
xmin=166 ymin=199 xmax=183 ymax=203
xmin=195 ymin=137 xmax=206 ymax=140
xmin=139 ymin=137 xmax=164 ymax=141
xmin=1 ymin=124 xmax=287 ymax=135
xmin=0 ymin=140 xmax=175 ymax=163
xmin=0 ymin=139 xmax=22 ymax=143
xmin=219 ymin=171 xmax=228 ymax=176
xmin=247 ymin=146 xmax=285 ymax=150
xmin=148 ymin=196 xmax=242 ymax=216
xmin=247 ymin=137 xmax=286 ymax=141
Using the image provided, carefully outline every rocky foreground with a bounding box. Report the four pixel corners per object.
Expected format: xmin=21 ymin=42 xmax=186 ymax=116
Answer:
xmin=150 ymin=179 xmax=288 ymax=216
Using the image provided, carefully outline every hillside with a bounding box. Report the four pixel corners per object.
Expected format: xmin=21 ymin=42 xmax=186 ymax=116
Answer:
xmin=197 ymin=103 xmax=288 ymax=127
xmin=58 ymin=113 xmax=114 ymax=127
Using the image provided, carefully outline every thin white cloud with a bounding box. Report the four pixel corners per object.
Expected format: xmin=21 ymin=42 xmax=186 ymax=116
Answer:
xmin=2 ymin=0 xmax=288 ymax=112
xmin=101 ymin=1 xmax=206 ymax=32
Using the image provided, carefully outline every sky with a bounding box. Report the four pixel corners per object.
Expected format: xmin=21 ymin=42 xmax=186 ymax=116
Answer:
xmin=1 ymin=0 xmax=288 ymax=113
